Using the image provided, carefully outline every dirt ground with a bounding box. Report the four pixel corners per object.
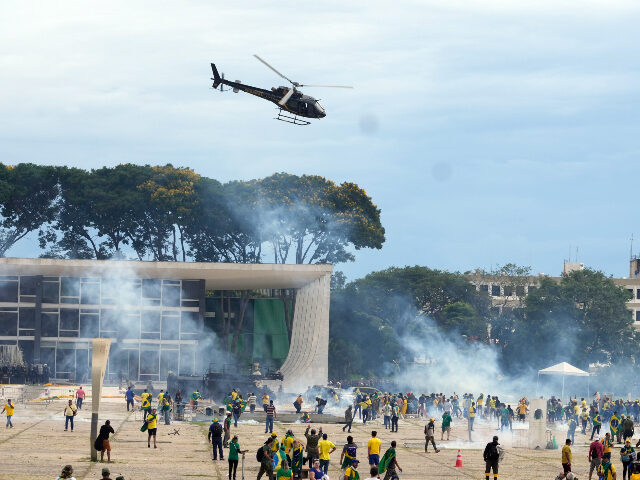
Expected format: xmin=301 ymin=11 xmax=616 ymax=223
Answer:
xmin=0 ymin=391 xmax=614 ymax=480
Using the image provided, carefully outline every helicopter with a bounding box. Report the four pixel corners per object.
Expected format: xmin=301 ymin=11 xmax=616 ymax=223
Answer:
xmin=210 ymin=55 xmax=353 ymax=125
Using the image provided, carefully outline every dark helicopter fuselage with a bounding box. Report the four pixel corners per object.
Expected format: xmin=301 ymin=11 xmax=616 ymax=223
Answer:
xmin=215 ymin=78 xmax=326 ymax=119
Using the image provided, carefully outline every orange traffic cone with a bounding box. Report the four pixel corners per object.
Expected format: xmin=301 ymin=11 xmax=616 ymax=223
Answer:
xmin=455 ymin=449 xmax=463 ymax=467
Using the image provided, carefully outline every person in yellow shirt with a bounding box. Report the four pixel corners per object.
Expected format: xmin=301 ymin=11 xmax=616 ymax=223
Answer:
xmin=367 ymin=431 xmax=382 ymax=467
xmin=146 ymin=407 xmax=158 ymax=448
xmin=317 ymin=433 xmax=336 ymax=476
xmin=283 ymin=430 xmax=295 ymax=461
xmin=401 ymin=398 xmax=407 ymax=415
xmin=518 ymin=403 xmax=528 ymax=423
xmin=599 ymin=454 xmax=616 ymax=480
xmin=469 ymin=403 xmax=476 ymax=431
xmin=343 ymin=458 xmax=360 ymax=480
xmin=2 ymin=399 xmax=14 ymax=428
xmin=561 ymin=439 xmax=572 ymax=478
xmin=262 ymin=393 xmax=270 ymax=412
xmin=602 ymin=433 xmax=613 ymax=455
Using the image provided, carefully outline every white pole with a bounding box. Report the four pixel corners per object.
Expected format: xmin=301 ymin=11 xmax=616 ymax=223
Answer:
xmin=536 ymin=373 xmax=540 ymax=397
xmin=562 ymin=375 xmax=565 ymax=403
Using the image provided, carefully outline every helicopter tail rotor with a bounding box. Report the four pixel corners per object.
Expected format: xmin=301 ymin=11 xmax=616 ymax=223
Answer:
xmin=210 ymin=63 xmax=222 ymax=89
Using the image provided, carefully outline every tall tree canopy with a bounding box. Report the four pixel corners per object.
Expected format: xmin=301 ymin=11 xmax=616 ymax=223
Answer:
xmin=0 ymin=163 xmax=59 ymax=257
xmin=0 ymin=163 xmax=385 ymax=265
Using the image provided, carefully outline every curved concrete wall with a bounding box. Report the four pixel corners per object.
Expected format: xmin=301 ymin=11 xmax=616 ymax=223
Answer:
xmin=279 ymin=274 xmax=331 ymax=390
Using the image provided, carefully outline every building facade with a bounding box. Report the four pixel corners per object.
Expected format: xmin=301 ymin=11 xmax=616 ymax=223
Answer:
xmin=467 ymin=260 xmax=640 ymax=326
xmin=0 ymin=258 xmax=332 ymax=387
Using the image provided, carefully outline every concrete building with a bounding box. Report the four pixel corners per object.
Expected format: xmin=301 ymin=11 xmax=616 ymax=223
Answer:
xmin=0 ymin=258 xmax=331 ymax=387
xmin=467 ymin=260 xmax=640 ymax=326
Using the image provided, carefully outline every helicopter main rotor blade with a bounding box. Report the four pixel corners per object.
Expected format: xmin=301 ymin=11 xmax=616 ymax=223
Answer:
xmin=298 ymin=84 xmax=354 ymax=89
xmin=278 ymin=88 xmax=295 ymax=106
xmin=254 ymin=54 xmax=298 ymax=86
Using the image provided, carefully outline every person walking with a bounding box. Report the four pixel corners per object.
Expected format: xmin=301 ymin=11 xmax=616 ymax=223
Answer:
xmin=340 ymin=435 xmax=358 ymax=470
xmin=247 ymin=392 xmax=257 ymax=413
xmin=161 ymin=396 xmax=171 ymax=425
xmin=75 ymin=386 xmax=85 ymax=410
xmin=2 ymin=398 xmax=14 ymax=428
xmin=343 ymin=405 xmax=354 ymax=433
xmin=424 ymin=418 xmax=440 ymax=453
xmin=621 ymin=439 xmax=635 ymax=480
xmin=483 ymin=435 xmax=500 ymax=480
xmin=561 ymin=438 xmax=572 ymax=479
xmin=125 ymin=386 xmax=134 ymax=411
xmin=568 ymin=416 xmax=577 ymax=445
xmin=265 ymin=400 xmax=276 ymax=434
xmin=469 ymin=402 xmax=476 ymax=431
xmin=390 ymin=403 xmax=399 ymax=433
xmin=589 ymin=434 xmax=604 ymax=480
xmin=257 ymin=437 xmax=275 ymax=480
xmin=63 ymin=399 xmax=77 ymax=431
xmin=317 ymin=433 xmax=336 ymax=475
xmin=599 ymin=453 xmax=617 ymax=480
xmin=441 ymin=410 xmax=452 ymax=441
xmin=228 ymin=434 xmax=247 ymax=480
xmin=224 ymin=412 xmax=232 ymax=448
xmin=94 ymin=419 xmax=115 ymax=463
xmin=367 ymin=431 xmax=382 ymax=467
xmin=209 ymin=418 xmax=224 ymax=460
xmin=592 ymin=411 xmax=602 ymax=440
xmin=145 ymin=407 xmax=159 ymax=449
xmin=383 ymin=402 xmax=391 ymax=430
xmin=378 ymin=440 xmax=402 ymax=480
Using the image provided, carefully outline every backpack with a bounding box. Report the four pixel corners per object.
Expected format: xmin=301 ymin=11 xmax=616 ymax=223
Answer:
xmin=211 ymin=422 xmax=222 ymax=436
xmin=257 ymin=446 xmax=265 ymax=462
xmin=346 ymin=444 xmax=357 ymax=458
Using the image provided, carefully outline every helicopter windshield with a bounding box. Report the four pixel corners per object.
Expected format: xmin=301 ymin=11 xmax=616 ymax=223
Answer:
xmin=314 ymin=101 xmax=326 ymax=116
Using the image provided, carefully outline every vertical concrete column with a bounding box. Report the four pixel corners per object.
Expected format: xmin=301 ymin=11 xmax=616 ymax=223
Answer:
xmin=278 ymin=273 xmax=331 ymax=390
xmin=198 ymin=279 xmax=206 ymax=331
xmin=33 ymin=275 xmax=43 ymax=364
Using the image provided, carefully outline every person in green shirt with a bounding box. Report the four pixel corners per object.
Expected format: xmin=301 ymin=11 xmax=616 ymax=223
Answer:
xmin=227 ymin=435 xmax=246 ymax=480
xmin=276 ymin=459 xmax=293 ymax=480
xmin=620 ymin=439 xmax=635 ymax=480
xmin=441 ymin=411 xmax=452 ymax=441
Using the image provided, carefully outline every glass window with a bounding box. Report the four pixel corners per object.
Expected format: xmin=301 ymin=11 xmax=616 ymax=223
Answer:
xmin=503 ymin=286 xmax=513 ymax=297
xmin=142 ymin=279 xmax=161 ymax=299
xmin=100 ymin=309 xmax=118 ymax=333
xmin=42 ymin=312 xmax=59 ymax=337
xmin=19 ymin=308 xmax=35 ymax=329
xmin=19 ymin=276 xmax=37 ymax=295
xmin=491 ymin=285 xmax=501 ymax=296
xmin=0 ymin=312 xmax=18 ymax=336
xmin=61 ymin=277 xmax=80 ymax=297
xmin=80 ymin=313 xmax=99 ymax=338
xmin=80 ymin=282 xmax=100 ymax=305
xmin=162 ymin=285 xmax=180 ymax=307
xmin=141 ymin=310 xmax=160 ymax=332
xmin=181 ymin=281 xmax=200 ymax=300
xmin=60 ymin=309 xmax=79 ymax=330
xmin=0 ymin=280 xmax=18 ymax=303
xmin=161 ymin=313 xmax=180 ymax=340
xmin=516 ymin=286 xmax=526 ymax=296
xmin=42 ymin=281 xmax=60 ymax=304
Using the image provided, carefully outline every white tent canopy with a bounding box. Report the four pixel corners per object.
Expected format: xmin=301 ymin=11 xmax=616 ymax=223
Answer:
xmin=537 ymin=362 xmax=590 ymax=400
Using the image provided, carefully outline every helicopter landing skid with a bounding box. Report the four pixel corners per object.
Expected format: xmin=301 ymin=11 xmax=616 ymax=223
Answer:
xmin=275 ymin=109 xmax=311 ymax=126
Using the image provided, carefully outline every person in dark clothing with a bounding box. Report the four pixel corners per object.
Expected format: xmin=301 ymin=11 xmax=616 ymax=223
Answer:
xmin=95 ymin=420 xmax=115 ymax=463
xmin=125 ymin=387 xmax=134 ymax=411
xmin=305 ymin=425 xmax=322 ymax=468
xmin=483 ymin=435 xmax=500 ymax=480
xmin=343 ymin=405 xmax=353 ymax=433
xmin=208 ymin=419 xmax=224 ymax=461
xmin=257 ymin=437 xmax=274 ymax=480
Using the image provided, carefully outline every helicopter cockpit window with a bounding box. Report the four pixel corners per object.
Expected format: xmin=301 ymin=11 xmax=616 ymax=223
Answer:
xmin=315 ymin=102 xmax=326 ymax=114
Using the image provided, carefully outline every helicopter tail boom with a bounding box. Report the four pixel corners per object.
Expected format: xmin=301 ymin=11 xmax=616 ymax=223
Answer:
xmin=210 ymin=63 xmax=222 ymax=89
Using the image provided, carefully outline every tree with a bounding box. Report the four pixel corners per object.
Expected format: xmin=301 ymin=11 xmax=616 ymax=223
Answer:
xmin=498 ymin=269 xmax=637 ymax=372
xmin=328 ymin=266 xmax=492 ymax=378
xmin=0 ymin=163 xmax=59 ymax=257
xmin=254 ymin=173 xmax=385 ymax=264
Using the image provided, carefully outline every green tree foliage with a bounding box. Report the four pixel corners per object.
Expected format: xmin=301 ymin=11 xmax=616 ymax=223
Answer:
xmin=18 ymin=164 xmax=384 ymax=265
xmin=496 ymin=269 xmax=636 ymax=372
xmin=329 ymin=266 xmax=491 ymax=378
xmin=0 ymin=163 xmax=59 ymax=257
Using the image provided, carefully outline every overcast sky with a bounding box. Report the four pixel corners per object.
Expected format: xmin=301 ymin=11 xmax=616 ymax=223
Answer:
xmin=2 ymin=0 xmax=640 ymax=280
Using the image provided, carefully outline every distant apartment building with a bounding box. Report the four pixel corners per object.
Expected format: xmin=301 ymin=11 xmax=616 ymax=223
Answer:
xmin=466 ymin=260 xmax=640 ymax=325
